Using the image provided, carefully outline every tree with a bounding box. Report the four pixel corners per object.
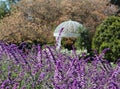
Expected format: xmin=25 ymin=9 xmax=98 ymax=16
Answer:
xmin=0 ymin=0 xmax=117 ymax=45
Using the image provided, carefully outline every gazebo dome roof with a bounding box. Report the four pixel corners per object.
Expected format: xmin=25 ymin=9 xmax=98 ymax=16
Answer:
xmin=54 ymin=20 xmax=84 ymax=37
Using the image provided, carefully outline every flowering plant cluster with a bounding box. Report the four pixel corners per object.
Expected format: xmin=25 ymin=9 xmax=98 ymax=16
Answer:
xmin=61 ymin=48 xmax=88 ymax=57
xmin=0 ymin=42 xmax=120 ymax=89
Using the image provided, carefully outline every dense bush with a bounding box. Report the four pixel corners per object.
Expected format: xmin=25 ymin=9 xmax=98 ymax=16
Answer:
xmin=92 ymin=16 xmax=120 ymax=62
xmin=0 ymin=42 xmax=120 ymax=89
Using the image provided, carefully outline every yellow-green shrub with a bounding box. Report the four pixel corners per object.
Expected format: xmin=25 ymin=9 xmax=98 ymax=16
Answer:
xmin=92 ymin=16 xmax=120 ymax=62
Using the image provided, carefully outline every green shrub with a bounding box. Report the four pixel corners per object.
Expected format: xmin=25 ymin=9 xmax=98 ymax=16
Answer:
xmin=74 ymin=27 xmax=91 ymax=52
xmin=92 ymin=16 xmax=120 ymax=62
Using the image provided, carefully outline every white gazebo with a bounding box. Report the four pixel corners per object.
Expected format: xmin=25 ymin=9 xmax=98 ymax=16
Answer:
xmin=54 ymin=20 xmax=85 ymax=50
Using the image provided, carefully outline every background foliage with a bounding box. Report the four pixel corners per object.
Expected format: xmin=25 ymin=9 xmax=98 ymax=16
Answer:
xmin=0 ymin=0 xmax=118 ymax=45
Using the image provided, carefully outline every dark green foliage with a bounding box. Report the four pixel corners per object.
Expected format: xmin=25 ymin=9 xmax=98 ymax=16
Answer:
xmin=74 ymin=27 xmax=91 ymax=52
xmin=0 ymin=2 xmax=6 ymax=19
xmin=110 ymin=0 xmax=120 ymax=6
xmin=92 ymin=16 xmax=120 ymax=62
xmin=61 ymin=37 xmax=76 ymax=50
xmin=0 ymin=1 xmax=11 ymax=19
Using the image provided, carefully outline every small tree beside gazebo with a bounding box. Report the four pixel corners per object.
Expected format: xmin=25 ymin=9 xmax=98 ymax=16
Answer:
xmin=53 ymin=20 xmax=90 ymax=51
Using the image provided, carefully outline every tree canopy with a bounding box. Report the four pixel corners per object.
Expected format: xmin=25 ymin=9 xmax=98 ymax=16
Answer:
xmin=0 ymin=0 xmax=118 ymax=45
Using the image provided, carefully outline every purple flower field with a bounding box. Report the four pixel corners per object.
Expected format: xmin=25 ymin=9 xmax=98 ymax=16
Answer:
xmin=0 ymin=42 xmax=120 ymax=89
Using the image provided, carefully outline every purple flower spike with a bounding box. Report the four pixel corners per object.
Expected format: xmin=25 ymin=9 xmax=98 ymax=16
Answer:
xmin=107 ymin=82 xmax=119 ymax=89
xmin=12 ymin=83 xmax=19 ymax=89
xmin=39 ymin=72 xmax=46 ymax=80
xmin=0 ymin=42 xmax=120 ymax=89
